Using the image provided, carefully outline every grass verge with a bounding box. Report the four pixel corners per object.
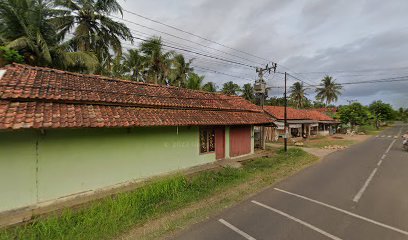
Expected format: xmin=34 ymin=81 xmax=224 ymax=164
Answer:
xmin=0 ymin=148 xmax=318 ymax=240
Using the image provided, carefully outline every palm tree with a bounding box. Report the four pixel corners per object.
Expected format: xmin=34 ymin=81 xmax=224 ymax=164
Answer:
xmin=290 ymin=82 xmax=308 ymax=108
xmin=241 ymin=83 xmax=255 ymax=102
xmin=123 ymin=49 xmax=145 ymax=81
xmin=0 ymin=0 xmax=98 ymax=71
xmin=53 ymin=0 xmax=133 ymax=63
xmin=315 ymin=75 xmax=342 ymax=105
xmin=202 ymin=82 xmax=217 ymax=92
xmin=221 ymin=81 xmax=241 ymax=95
xmin=186 ymin=73 xmax=204 ymax=90
xmin=140 ymin=37 xmax=173 ymax=84
xmin=169 ymin=54 xmax=193 ymax=87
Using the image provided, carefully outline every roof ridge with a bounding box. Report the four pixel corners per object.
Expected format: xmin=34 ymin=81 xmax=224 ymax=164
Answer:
xmin=6 ymin=63 xmax=228 ymax=98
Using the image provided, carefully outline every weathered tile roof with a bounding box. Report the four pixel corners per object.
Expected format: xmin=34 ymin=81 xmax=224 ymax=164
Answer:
xmin=263 ymin=106 xmax=310 ymax=120
xmin=263 ymin=106 xmax=335 ymax=122
xmin=0 ymin=64 xmax=273 ymax=130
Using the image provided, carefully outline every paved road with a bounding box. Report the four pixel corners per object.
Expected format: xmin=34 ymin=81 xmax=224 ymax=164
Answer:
xmin=174 ymin=124 xmax=408 ymax=240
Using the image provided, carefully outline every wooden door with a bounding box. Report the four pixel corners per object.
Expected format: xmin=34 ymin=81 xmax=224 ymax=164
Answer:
xmin=215 ymin=127 xmax=225 ymax=160
xmin=230 ymin=126 xmax=251 ymax=157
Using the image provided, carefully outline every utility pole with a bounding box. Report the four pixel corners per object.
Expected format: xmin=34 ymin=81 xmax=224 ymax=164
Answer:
xmin=284 ymin=72 xmax=288 ymax=152
xmin=254 ymin=63 xmax=276 ymax=149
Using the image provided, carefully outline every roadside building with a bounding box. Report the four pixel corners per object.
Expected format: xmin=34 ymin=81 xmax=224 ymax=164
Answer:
xmin=263 ymin=106 xmax=338 ymax=142
xmin=0 ymin=64 xmax=273 ymax=214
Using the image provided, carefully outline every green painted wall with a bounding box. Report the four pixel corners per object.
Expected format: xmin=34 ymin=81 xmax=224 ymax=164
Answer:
xmin=0 ymin=126 xmax=215 ymax=211
xmin=0 ymin=131 xmax=37 ymax=212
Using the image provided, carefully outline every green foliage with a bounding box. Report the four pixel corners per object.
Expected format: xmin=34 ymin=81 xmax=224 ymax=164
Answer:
xmin=0 ymin=46 xmax=24 ymax=66
xmin=202 ymin=82 xmax=217 ymax=92
xmin=140 ymin=37 xmax=174 ymax=84
xmin=0 ymin=0 xmax=98 ymax=72
xmin=338 ymin=102 xmax=370 ymax=127
xmin=289 ymin=82 xmax=308 ymax=108
xmin=397 ymin=107 xmax=408 ymax=123
xmin=53 ymin=0 xmax=133 ymax=64
xmin=315 ymin=76 xmax=342 ymax=105
xmin=267 ymin=96 xmax=286 ymax=106
xmin=221 ymin=81 xmax=241 ymax=95
xmin=169 ymin=54 xmax=193 ymax=87
xmin=186 ymin=72 xmax=204 ymax=90
xmin=368 ymin=100 xmax=395 ymax=129
xmin=241 ymin=83 xmax=255 ymax=102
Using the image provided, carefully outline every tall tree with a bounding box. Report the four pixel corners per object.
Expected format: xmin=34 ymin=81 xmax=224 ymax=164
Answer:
xmin=140 ymin=37 xmax=173 ymax=84
xmin=338 ymin=102 xmax=369 ymax=128
xmin=0 ymin=0 xmax=97 ymax=71
xmin=53 ymin=0 xmax=133 ymax=64
xmin=186 ymin=72 xmax=204 ymax=90
xmin=289 ymin=82 xmax=308 ymax=108
xmin=202 ymin=82 xmax=217 ymax=92
xmin=241 ymin=83 xmax=255 ymax=102
xmin=315 ymin=75 xmax=342 ymax=105
xmin=123 ymin=49 xmax=145 ymax=81
xmin=368 ymin=100 xmax=394 ymax=129
xmin=221 ymin=81 xmax=241 ymax=95
xmin=169 ymin=54 xmax=193 ymax=87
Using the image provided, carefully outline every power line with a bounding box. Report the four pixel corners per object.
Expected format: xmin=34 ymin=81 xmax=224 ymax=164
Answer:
xmin=122 ymin=37 xmax=257 ymax=68
xmin=110 ymin=15 xmax=265 ymax=66
xmin=193 ymin=66 xmax=254 ymax=81
xmin=293 ymin=66 xmax=408 ymax=74
xmin=121 ymin=10 xmax=273 ymax=63
xmin=267 ymin=75 xmax=408 ymax=89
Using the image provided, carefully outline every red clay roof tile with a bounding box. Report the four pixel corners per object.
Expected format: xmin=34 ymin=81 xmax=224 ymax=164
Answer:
xmin=0 ymin=64 xmax=273 ymax=129
xmin=263 ymin=106 xmax=334 ymax=122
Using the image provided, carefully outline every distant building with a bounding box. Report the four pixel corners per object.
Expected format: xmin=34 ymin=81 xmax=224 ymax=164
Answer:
xmin=263 ymin=106 xmax=339 ymax=142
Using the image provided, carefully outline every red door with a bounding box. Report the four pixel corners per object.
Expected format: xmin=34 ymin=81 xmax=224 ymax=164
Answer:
xmin=215 ymin=127 xmax=225 ymax=160
xmin=230 ymin=126 xmax=251 ymax=157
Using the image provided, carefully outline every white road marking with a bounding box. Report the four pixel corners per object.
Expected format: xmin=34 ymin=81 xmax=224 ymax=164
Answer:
xmin=353 ymin=168 xmax=378 ymax=202
xmin=274 ymin=188 xmax=408 ymax=236
xmin=377 ymin=160 xmax=383 ymax=166
xmin=251 ymin=200 xmax=342 ymax=240
xmin=385 ymin=139 xmax=397 ymax=153
xmin=381 ymin=154 xmax=386 ymax=160
xmin=218 ymin=219 xmax=256 ymax=240
xmin=388 ymin=135 xmax=392 ymax=138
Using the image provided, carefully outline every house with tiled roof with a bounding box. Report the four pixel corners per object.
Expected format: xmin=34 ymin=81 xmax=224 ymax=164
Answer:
xmin=0 ymin=64 xmax=273 ymax=216
xmin=262 ymin=106 xmax=338 ymax=141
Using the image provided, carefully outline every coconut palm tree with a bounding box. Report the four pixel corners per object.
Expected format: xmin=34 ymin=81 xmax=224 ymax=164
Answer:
xmin=241 ymin=83 xmax=255 ymax=102
xmin=202 ymin=82 xmax=217 ymax=92
xmin=169 ymin=54 xmax=193 ymax=87
xmin=123 ymin=49 xmax=145 ymax=81
xmin=221 ymin=81 xmax=241 ymax=95
xmin=315 ymin=75 xmax=342 ymax=105
xmin=186 ymin=73 xmax=204 ymax=90
xmin=290 ymin=82 xmax=308 ymax=108
xmin=52 ymin=0 xmax=133 ymax=63
xmin=0 ymin=0 xmax=98 ymax=71
xmin=140 ymin=37 xmax=174 ymax=84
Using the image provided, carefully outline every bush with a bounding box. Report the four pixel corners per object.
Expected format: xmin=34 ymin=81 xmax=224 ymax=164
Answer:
xmin=0 ymin=46 xmax=24 ymax=66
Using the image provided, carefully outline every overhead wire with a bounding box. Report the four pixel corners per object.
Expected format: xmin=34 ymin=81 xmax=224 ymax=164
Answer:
xmin=121 ymin=9 xmax=273 ymax=63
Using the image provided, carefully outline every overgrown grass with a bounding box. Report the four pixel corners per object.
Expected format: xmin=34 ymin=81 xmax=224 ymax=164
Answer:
xmin=302 ymin=137 xmax=356 ymax=148
xmin=358 ymin=125 xmax=387 ymax=135
xmin=0 ymin=148 xmax=316 ymax=240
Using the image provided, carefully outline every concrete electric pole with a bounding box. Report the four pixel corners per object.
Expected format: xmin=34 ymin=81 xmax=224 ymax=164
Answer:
xmin=254 ymin=63 xmax=277 ymax=149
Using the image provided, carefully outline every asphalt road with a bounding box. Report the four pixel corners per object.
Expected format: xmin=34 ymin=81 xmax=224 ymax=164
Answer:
xmin=174 ymin=124 xmax=408 ymax=240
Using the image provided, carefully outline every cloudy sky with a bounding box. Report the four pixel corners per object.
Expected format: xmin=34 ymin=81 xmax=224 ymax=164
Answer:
xmin=118 ymin=0 xmax=408 ymax=108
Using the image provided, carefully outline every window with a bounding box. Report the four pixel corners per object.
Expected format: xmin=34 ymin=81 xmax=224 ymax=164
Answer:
xmin=200 ymin=128 xmax=215 ymax=153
